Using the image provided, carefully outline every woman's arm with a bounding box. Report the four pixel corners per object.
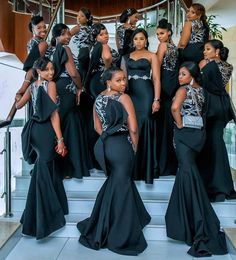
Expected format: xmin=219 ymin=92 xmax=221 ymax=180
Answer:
xmin=64 ymin=46 xmax=82 ymax=90
xmin=15 ymin=69 xmax=34 ymax=100
xmin=156 ymin=42 xmax=167 ymax=65
xmin=93 ymin=105 xmax=103 ymax=135
xmin=15 ymin=87 xmax=31 ymax=109
xmin=178 ymin=21 xmax=192 ymax=49
xmin=47 ymin=81 xmax=66 ymax=153
xmin=38 ymin=41 xmax=48 ymax=56
xmin=119 ymin=94 xmax=139 ymax=152
xmin=115 ymin=31 xmax=121 ymax=51
xmin=151 ymin=53 xmax=161 ymax=113
xmin=171 ymin=87 xmax=187 ymax=128
xmin=199 ymin=59 xmax=207 ymax=70
xmin=102 ymin=44 xmax=112 ymax=69
xmin=70 ymin=24 xmax=80 ymax=36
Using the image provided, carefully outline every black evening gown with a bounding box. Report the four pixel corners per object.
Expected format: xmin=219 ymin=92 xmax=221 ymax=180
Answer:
xmin=157 ymin=43 xmax=179 ymax=176
xmin=198 ymin=60 xmax=236 ymax=202
xmin=165 ymin=85 xmax=228 ymax=257
xmin=126 ymin=56 xmax=158 ymax=183
xmin=116 ymin=25 xmax=135 ymax=56
xmin=77 ymin=93 xmax=151 ymax=256
xmin=179 ymin=20 xmax=208 ymax=64
xmin=20 ymin=82 xmax=68 ymax=239
xmin=51 ymin=43 xmax=92 ymax=178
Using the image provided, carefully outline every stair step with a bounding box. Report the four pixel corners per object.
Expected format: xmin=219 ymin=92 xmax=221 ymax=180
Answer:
xmin=224 ymin=228 xmax=236 ymax=255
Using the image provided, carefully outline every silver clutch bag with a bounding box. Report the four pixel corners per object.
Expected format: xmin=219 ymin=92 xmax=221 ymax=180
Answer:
xmin=182 ymin=115 xmax=203 ymax=129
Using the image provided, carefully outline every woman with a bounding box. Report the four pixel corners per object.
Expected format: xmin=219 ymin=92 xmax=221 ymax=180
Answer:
xmin=15 ymin=57 xmax=68 ymax=239
xmin=156 ymin=18 xmax=179 ymax=176
xmin=116 ymin=8 xmax=139 ymax=56
xmin=69 ymin=7 xmax=93 ymax=82
xmin=165 ymin=61 xmax=228 ymax=257
xmin=178 ymin=3 xmax=209 ymax=64
xmin=122 ymin=28 xmax=160 ymax=183
xmin=198 ymin=39 xmax=236 ymax=202
xmin=49 ymin=23 xmax=91 ymax=178
xmin=77 ymin=67 xmax=151 ymax=255
xmin=16 ymin=16 xmax=49 ymax=106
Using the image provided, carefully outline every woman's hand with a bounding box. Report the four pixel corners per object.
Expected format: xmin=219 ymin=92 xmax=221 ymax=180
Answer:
xmin=152 ymin=101 xmax=160 ymax=114
xmin=56 ymin=141 xmax=68 ymax=157
xmin=174 ymin=121 xmax=183 ymax=129
xmin=15 ymin=93 xmax=22 ymax=102
xmin=76 ymin=89 xmax=82 ymax=105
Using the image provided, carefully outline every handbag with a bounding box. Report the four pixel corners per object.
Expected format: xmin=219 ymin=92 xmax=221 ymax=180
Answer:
xmin=182 ymin=86 xmax=204 ymax=129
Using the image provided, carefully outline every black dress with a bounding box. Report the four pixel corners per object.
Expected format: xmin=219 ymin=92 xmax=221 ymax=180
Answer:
xmin=77 ymin=93 xmax=151 ymax=256
xmin=50 ymin=43 xmax=92 ymax=178
xmin=20 ymin=81 xmax=68 ymax=239
xmin=116 ymin=24 xmax=135 ymax=56
xmin=179 ymin=20 xmax=208 ymax=64
xmin=157 ymin=43 xmax=179 ymax=176
xmin=198 ymin=60 xmax=236 ymax=202
xmin=165 ymin=85 xmax=228 ymax=257
xmin=126 ymin=56 xmax=158 ymax=183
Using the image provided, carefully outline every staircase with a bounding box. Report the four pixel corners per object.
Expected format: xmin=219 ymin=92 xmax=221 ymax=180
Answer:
xmin=9 ymin=160 xmax=236 ymax=241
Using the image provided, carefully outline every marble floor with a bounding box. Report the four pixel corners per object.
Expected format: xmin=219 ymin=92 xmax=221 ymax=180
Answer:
xmin=5 ymin=237 xmax=234 ymax=260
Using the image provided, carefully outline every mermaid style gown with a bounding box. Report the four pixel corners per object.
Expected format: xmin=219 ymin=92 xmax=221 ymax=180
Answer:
xmin=77 ymin=93 xmax=151 ymax=255
xmin=50 ymin=43 xmax=92 ymax=178
xmin=126 ymin=57 xmax=158 ymax=183
xmin=165 ymin=85 xmax=228 ymax=257
xmin=20 ymin=81 xmax=68 ymax=239
xmin=157 ymin=43 xmax=179 ymax=176
xmin=198 ymin=60 xmax=236 ymax=202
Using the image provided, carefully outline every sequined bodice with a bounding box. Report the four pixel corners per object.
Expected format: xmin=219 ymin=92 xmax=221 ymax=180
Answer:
xmin=162 ymin=43 xmax=178 ymax=71
xmin=181 ymin=85 xmax=205 ymax=116
xmin=116 ymin=25 xmax=135 ymax=50
xmin=127 ymin=58 xmax=151 ymax=80
xmin=189 ymin=20 xmax=206 ymax=44
xmin=27 ymin=38 xmax=41 ymax=54
xmin=31 ymin=81 xmax=48 ymax=114
xmin=95 ymin=93 xmax=128 ymax=132
xmin=216 ymin=60 xmax=233 ymax=88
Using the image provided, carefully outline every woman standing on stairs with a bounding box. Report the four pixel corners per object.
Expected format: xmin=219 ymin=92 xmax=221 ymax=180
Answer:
xmin=198 ymin=39 xmax=236 ymax=202
xmin=165 ymin=61 xmax=228 ymax=257
xmin=77 ymin=67 xmax=151 ymax=255
xmin=15 ymin=57 xmax=68 ymax=239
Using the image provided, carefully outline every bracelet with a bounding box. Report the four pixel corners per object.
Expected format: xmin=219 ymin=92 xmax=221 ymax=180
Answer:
xmin=153 ymin=98 xmax=161 ymax=102
xmin=57 ymin=137 xmax=64 ymax=144
xmin=24 ymin=79 xmax=31 ymax=83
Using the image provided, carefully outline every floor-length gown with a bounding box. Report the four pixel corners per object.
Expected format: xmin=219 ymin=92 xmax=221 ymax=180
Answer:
xmin=126 ymin=56 xmax=158 ymax=183
xmin=20 ymin=81 xmax=68 ymax=239
xmin=157 ymin=43 xmax=179 ymax=176
xmin=179 ymin=20 xmax=208 ymax=64
xmin=165 ymin=85 xmax=228 ymax=257
xmin=77 ymin=93 xmax=151 ymax=255
xmin=198 ymin=60 xmax=236 ymax=202
xmin=50 ymin=43 xmax=92 ymax=178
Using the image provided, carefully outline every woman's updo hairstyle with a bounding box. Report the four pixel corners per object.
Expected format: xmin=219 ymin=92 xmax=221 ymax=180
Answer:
xmin=120 ymin=8 xmax=138 ymax=23
xmin=180 ymin=61 xmax=202 ymax=84
xmin=131 ymin=28 xmax=149 ymax=51
xmin=91 ymin=23 xmax=107 ymax=41
xmin=28 ymin=15 xmax=44 ymax=33
xmin=101 ymin=66 xmax=123 ymax=85
xmin=80 ymin=7 xmax=93 ymax=26
xmin=51 ymin=23 xmax=69 ymax=46
xmin=157 ymin=18 xmax=173 ymax=35
xmin=206 ymin=39 xmax=229 ymax=61
xmin=32 ymin=57 xmax=52 ymax=80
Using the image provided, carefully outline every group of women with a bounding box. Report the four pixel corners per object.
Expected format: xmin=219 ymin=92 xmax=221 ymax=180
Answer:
xmin=14 ymin=2 xmax=235 ymax=257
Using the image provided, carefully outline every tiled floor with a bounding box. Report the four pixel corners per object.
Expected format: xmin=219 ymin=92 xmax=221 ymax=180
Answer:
xmin=5 ymin=237 xmax=233 ymax=260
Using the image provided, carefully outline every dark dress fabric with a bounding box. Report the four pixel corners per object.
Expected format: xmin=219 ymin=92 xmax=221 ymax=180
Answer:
xmin=116 ymin=25 xmax=136 ymax=56
xmin=179 ymin=20 xmax=208 ymax=64
xmin=50 ymin=43 xmax=92 ymax=178
xmin=165 ymin=85 xmax=228 ymax=257
xmin=126 ymin=56 xmax=158 ymax=183
xmin=20 ymin=82 xmax=68 ymax=240
xmin=77 ymin=93 xmax=151 ymax=256
xmin=198 ymin=60 xmax=236 ymax=202
xmin=157 ymin=43 xmax=179 ymax=176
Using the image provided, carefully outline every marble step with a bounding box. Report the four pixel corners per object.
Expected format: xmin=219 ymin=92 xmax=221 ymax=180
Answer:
xmin=14 ymin=175 xmax=175 ymax=193
xmin=224 ymin=228 xmax=236 ymax=256
xmin=11 ymin=190 xmax=236 ymax=221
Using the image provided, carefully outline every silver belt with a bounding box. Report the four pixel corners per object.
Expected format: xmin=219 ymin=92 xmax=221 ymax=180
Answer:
xmin=128 ymin=75 xmax=151 ymax=80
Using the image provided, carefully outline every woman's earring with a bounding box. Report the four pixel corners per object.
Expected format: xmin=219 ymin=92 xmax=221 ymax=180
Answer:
xmin=38 ymin=74 xmax=41 ymax=81
xmin=190 ymin=78 xmax=194 ymax=86
xmin=107 ymin=85 xmax=111 ymax=91
xmin=127 ymin=18 xmax=130 ymax=24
